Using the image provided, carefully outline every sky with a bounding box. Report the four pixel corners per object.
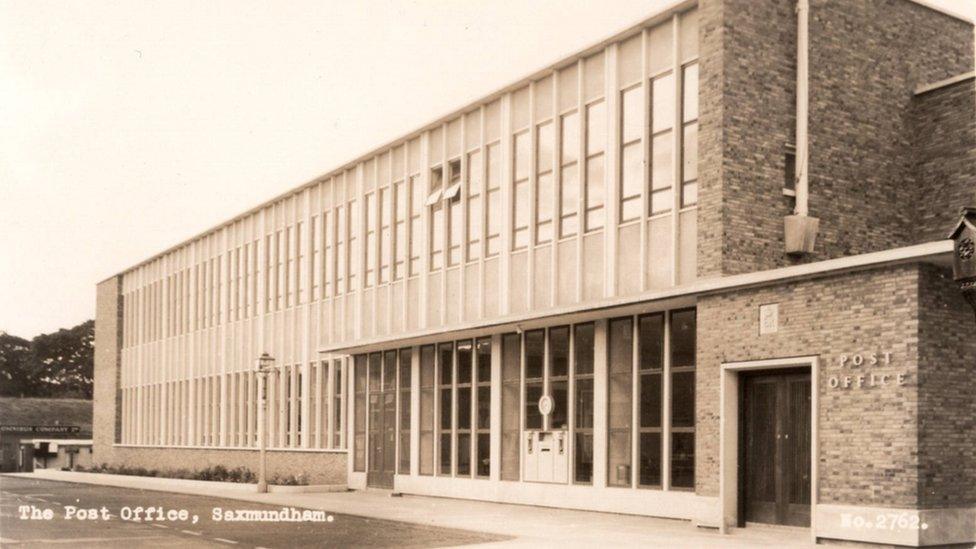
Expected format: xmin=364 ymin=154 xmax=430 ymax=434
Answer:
xmin=1 ymin=0 xmax=974 ymax=339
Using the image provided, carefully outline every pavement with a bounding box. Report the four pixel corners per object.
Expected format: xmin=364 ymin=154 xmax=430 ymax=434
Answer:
xmin=2 ymin=470 xmax=818 ymax=548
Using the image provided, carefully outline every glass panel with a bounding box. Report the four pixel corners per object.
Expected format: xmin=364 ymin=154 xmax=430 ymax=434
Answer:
xmin=586 ymin=101 xmax=606 ymax=155
xmin=575 ymin=323 xmax=594 ymax=375
xmin=354 ymin=355 xmax=367 ymax=472
xmin=549 ymin=326 xmax=569 ymax=377
xmin=457 ymin=433 xmax=471 ymax=476
xmin=671 ymin=371 xmax=695 ymax=428
xmin=621 ymin=87 xmax=643 ymax=143
xmin=501 ymin=333 xmax=521 ymax=481
xmin=651 ymin=188 xmax=673 ymax=216
xmin=575 ymin=377 xmax=594 ymax=430
xmin=457 ymin=387 xmax=471 ymax=430
xmin=477 ymin=433 xmax=490 ymax=477
xmin=440 ymin=432 xmax=452 ymax=475
xmin=640 ymin=373 xmax=662 ymax=428
xmin=585 ymin=154 xmax=605 ymax=231
xmin=671 ymin=432 xmax=695 ymax=488
xmin=607 ymin=318 xmax=633 ymax=487
xmin=551 ymin=379 xmax=568 ymax=430
xmin=670 ymin=309 xmax=696 ymax=368
xmin=477 ymin=386 xmax=490 ymax=429
xmin=639 ymin=313 xmax=664 ymax=371
xmin=682 ymin=123 xmax=698 ymax=183
xmin=537 ymin=122 xmax=554 ymax=169
xmin=575 ymin=432 xmax=593 ymax=483
xmin=561 ymin=111 xmax=579 ymax=164
xmin=525 ymin=383 xmax=543 ymax=430
xmin=476 ymin=338 xmax=491 ymax=383
xmin=420 ymin=346 xmax=435 ymax=475
xmin=682 ymin=64 xmax=699 ymax=123
xmin=639 ymin=432 xmax=662 ymax=486
xmin=525 ymin=330 xmax=544 ymax=379
xmin=457 ymin=340 xmax=472 ymax=385
xmin=652 ymin=73 xmax=674 ymax=133
xmin=651 ymin=132 xmax=672 ymax=191
xmin=440 ymin=387 xmax=452 ymax=430
xmin=560 ymin=163 xmax=579 ymax=219
xmin=514 ymin=131 xmax=531 ymax=181
xmin=398 ymin=349 xmax=411 ymax=474
xmin=682 ymin=181 xmax=698 ymax=208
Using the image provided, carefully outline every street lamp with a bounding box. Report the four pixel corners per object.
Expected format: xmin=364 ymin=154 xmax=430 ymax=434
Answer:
xmin=255 ymin=352 xmax=276 ymax=493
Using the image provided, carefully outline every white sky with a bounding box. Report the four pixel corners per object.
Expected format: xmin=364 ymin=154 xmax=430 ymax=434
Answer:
xmin=1 ymin=0 xmax=974 ymax=339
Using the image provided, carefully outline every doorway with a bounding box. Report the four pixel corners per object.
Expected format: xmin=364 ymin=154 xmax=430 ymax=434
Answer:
xmin=740 ymin=370 xmax=811 ymax=527
xmin=367 ymin=351 xmax=397 ymax=489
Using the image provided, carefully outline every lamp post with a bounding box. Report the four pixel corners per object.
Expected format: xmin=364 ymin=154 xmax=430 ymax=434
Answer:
xmin=255 ymin=352 xmax=276 ymax=493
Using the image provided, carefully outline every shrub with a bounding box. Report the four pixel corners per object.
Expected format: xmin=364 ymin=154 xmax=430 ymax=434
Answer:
xmin=72 ymin=462 xmax=303 ymax=485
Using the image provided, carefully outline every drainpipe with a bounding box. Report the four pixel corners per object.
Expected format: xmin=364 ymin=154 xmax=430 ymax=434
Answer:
xmin=795 ymin=0 xmax=809 ymax=217
xmin=784 ymin=0 xmax=820 ymax=255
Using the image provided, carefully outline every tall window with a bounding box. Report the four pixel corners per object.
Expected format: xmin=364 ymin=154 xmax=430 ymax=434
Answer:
xmin=548 ymin=326 xmax=569 ymax=430
xmin=670 ymin=309 xmax=696 ymax=488
xmin=536 ymin=122 xmax=554 ymax=244
xmin=512 ymin=131 xmax=531 ymax=250
xmin=347 ymin=197 xmax=358 ymax=291
xmin=456 ymin=340 xmax=473 ymax=476
xmin=485 ymin=143 xmax=502 ymax=257
xmin=380 ymin=186 xmax=392 ymax=283
xmin=607 ymin=317 xmax=633 ymax=487
xmin=323 ymin=210 xmax=333 ymax=298
xmin=393 ymin=178 xmax=407 ymax=280
xmin=475 ymin=338 xmax=491 ymax=478
xmin=286 ymin=225 xmax=296 ymax=306
xmin=353 ymin=355 xmax=367 ymax=471
xmin=650 ymin=73 xmax=675 ymax=215
xmin=466 ymin=150 xmax=483 ymax=262
xmin=368 ymin=353 xmax=382 ymax=474
xmin=620 ymin=86 xmax=643 ymax=224
xmin=365 ymin=192 xmax=377 ymax=287
xmin=333 ymin=359 xmax=344 ymax=448
xmin=409 ymin=174 xmax=423 ymax=276
xmin=501 ymin=333 xmax=521 ymax=481
xmin=559 ymin=111 xmax=580 ymax=238
xmin=419 ymin=345 xmax=435 ymax=475
xmin=638 ymin=313 xmax=664 ymax=487
xmin=398 ymin=349 xmax=411 ymax=473
xmin=573 ymin=323 xmax=595 ymax=484
xmin=437 ymin=342 xmax=453 ymax=474
xmin=428 ymin=167 xmax=444 ymax=271
xmin=680 ymin=64 xmax=699 ymax=208
xmin=446 ymin=159 xmax=463 ymax=266
xmin=335 ymin=205 xmax=346 ymax=294
xmin=524 ymin=330 xmax=544 ymax=430
xmin=276 ymin=230 xmax=284 ymax=310
xmin=584 ymin=101 xmax=606 ymax=232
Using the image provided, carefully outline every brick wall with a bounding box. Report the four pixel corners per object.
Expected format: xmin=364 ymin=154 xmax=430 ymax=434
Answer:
xmin=94 ymin=277 xmax=121 ymax=455
xmin=917 ymin=264 xmax=976 ymax=508
xmin=911 ymin=78 xmax=976 ymax=244
xmin=98 ymin=447 xmax=347 ymax=485
xmin=697 ymin=0 xmax=974 ymax=277
xmin=697 ymin=265 xmax=923 ymax=507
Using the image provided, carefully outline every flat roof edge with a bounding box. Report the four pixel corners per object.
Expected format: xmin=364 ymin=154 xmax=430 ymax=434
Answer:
xmin=320 ymin=240 xmax=953 ymax=354
xmin=908 ymin=0 xmax=976 ymax=24
xmin=915 ymin=71 xmax=976 ymax=96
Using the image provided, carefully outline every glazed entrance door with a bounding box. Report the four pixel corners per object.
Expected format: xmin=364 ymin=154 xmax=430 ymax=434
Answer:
xmin=367 ymin=351 xmax=397 ymax=489
xmin=741 ymin=371 xmax=811 ymax=527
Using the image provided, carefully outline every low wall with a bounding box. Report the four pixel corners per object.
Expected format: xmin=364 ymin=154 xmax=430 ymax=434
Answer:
xmin=96 ymin=445 xmax=346 ymax=485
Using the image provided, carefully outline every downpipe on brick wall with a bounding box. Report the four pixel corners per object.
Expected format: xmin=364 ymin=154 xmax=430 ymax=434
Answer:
xmin=784 ymin=0 xmax=820 ymax=255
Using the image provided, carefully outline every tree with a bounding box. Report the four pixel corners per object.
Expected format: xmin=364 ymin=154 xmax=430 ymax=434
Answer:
xmin=0 ymin=320 xmax=94 ymax=399
xmin=0 ymin=331 xmax=35 ymax=397
xmin=30 ymin=320 xmax=94 ymax=399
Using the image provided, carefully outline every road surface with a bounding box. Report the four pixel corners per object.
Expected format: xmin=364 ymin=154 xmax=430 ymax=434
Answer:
xmin=0 ymin=475 xmax=507 ymax=548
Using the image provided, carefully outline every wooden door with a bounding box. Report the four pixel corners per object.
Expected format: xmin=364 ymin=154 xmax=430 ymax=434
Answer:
xmin=741 ymin=370 xmax=811 ymax=527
